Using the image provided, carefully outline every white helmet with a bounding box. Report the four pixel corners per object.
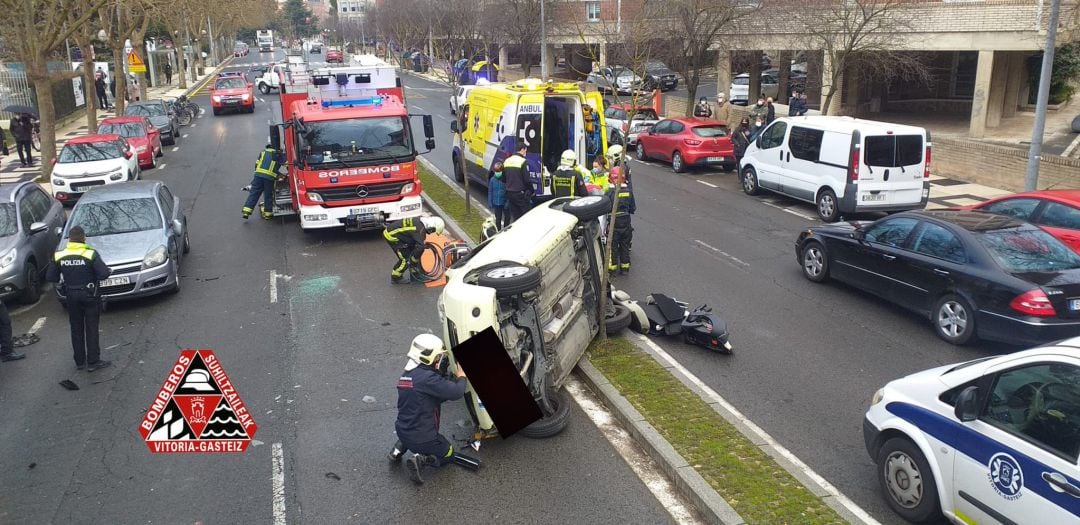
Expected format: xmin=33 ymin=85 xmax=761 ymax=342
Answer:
xmin=607 ymin=145 xmax=624 ymax=163
xmin=425 ymin=216 xmax=445 ymax=235
xmin=560 ymin=149 xmax=577 ymax=166
xmin=407 ymin=333 xmax=447 ymax=366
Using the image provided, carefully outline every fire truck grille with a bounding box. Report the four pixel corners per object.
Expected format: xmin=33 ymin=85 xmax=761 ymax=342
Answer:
xmin=312 ymin=182 xmax=405 ymax=202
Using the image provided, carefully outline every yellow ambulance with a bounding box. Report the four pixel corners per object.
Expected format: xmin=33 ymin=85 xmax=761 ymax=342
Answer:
xmin=450 ymin=79 xmax=607 ymax=196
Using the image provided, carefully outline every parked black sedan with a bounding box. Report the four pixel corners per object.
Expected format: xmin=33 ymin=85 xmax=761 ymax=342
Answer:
xmin=795 ymin=210 xmax=1080 ymax=345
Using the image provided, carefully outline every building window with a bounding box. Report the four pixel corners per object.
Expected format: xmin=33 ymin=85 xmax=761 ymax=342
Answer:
xmin=586 ymin=1 xmax=600 ymax=22
xmin=342 ymin=6 xmax=347 ymax=11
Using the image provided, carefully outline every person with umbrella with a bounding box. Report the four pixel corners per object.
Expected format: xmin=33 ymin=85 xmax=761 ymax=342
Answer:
xmin=9 ymin=112 xmax=33 ymax=167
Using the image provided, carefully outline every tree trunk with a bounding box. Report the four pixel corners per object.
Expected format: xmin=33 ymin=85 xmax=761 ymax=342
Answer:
xmin=75 ymin=34 xmax=98 ymax=133
xmin=30 ymin=75 xmax=58 ymax=181
xmin=684 ymin=74 xmax=699 ymax=117
xmin=112 ymin=43 xmax=127 ymax=116
xmin=177 ymin=49 xmax=188 ymax=90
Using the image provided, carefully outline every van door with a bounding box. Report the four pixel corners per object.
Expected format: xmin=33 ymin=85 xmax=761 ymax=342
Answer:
xmin=858 ymin=133 xmax=926 ymax=210
xmin=586 ymin=91 xmax=608 ymax=161
xmin=780 ymin=125 xmax=824 ymax=202
xmin=752 ymin=121 xmax=787 ymax=191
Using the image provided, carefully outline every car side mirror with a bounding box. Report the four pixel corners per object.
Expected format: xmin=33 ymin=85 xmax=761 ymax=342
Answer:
xmin=29 ymin=221 xmax=46 ymax=234
xmin=954 ymin=386 xmax=979 ymax=422
xmin=425 ymin=138 xmax=436 ymax=151
xmin=851 ymin=230 xmax=865 ymax=241
xmin=450 ymin=121 xmax=459 ymax=134
xmin=124 ymin=150 xmax=133 ymax=159
xmin=54 ymin=226 xmax=63 ymax=237
xmin=172 ymin=219 xmax=183 ymax=235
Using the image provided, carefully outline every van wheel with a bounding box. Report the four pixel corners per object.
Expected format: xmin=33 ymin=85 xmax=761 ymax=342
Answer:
xmin=562 ymin=195 xmax=610 ymax=221
xmin=816 ymin=188 xmax=839 ymax=222
xmin=476 ymin=262 xmax=542 ymax=297
xmin=933 ymin=294 xmax=976 ymax=345
xmin=452 ymin=153 xmax=464 ymax=182
xmin=671 ymin=151 xmax=685 ymax=173
xmin=636 ymin=142 xmax=647 ymax=161
xmin=876 ymin=437 xmax=942 ymax=523
xmin=519 ymin=387 xmax=571 ymax=438
xmin=258 ymin=83 xmax=270 ymax=94
xmin=741 ymin=167 xmax=760 ymax=195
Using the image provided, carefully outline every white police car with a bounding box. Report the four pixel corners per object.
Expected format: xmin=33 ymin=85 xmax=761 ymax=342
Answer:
xmin=864 ymin=339 xmax=1080 ymax=523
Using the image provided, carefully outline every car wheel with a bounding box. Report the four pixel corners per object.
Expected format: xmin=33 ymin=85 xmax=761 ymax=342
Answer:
xmin=606 ymin=304 xmax=633 ymax=335
xmin=800 ymin=241 xmax=829 ymax=283
xmin=148 ymin=152 xmax=156 ymax=169
xmin=741 ymin=166 xmax=760 ymax=196
xmin=18 ymin=261 xmax=40 ymax=304
xmin=562 ymin=194 xmax=610 ymax=221
xmin=816 ymin=188 xmax=839 ymax=222
xmin=671 ymin=151 xmax=686 ymax=173
xmin=876 ymin=437 xmax=943 ymax=523
xmin=452 ymin=153 xmax=464 ymax=182
xmin=212 ymin=108 xmax=221 ymax=116
xmin=933 ymin=294 xmax=976 ymax=345
xmin=155 ymin=145 xmax=164 ymax=157
xmin=476 ymin=262 xmax=542 ymax=297
xmin=259 ymin=83 xmax=271 ymax=94
xmin=519 ymin=387 xmax=571 ymax=439
xmin=183 ymin=229 xmax=191 ymax=254
xmin=636 ymin=142 xmax=647 ymax=161
xmin=166 ymin=254 xmax=181 ymax=295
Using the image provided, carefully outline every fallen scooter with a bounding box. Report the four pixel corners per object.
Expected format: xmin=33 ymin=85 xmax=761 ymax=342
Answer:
xmin=642 ymin=293 xmax=733 ymax=354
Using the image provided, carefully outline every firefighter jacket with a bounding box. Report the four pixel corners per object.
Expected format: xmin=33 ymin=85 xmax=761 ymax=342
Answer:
xmin=395 ymin=364 xmax=466 ymax=445
xmin=383 ymin=217 xmax=427 ymax=246
xmin=551 ymin=164 xmax=589 ymax=198
xmin=613 ymin=186 xmax=636 ymax=229
xmin=254 ymin=147 xmax=284 ymax=180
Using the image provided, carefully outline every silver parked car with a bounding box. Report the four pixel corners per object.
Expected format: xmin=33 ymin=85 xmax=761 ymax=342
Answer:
xmin=0 ymin=182 xmax=65 ymax=303
xmin=57 ymin=181 xmax=189 ymax=303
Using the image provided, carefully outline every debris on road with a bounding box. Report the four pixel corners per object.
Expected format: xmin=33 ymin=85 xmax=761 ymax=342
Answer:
xmin=59 ymin=380 xmax=79 ymax=391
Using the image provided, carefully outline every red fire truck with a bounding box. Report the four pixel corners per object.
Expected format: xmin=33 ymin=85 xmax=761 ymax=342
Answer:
xmin=268 ymin=52 xmax=435 ymax=231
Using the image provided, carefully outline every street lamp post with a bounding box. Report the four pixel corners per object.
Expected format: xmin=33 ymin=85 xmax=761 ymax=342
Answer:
xmin=1024 ymin=0 xmax=1062 ymax=191
xmin=540 ymin=0 xmax=547 ymax=80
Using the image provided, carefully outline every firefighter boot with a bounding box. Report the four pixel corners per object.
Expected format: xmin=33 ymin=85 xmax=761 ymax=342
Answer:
xmin=242 ymin=206 xmax=253 ymax=219
xmin=260 ymin=203 xmax=273 ymax=220
xmin=388 ymin=440 xmax=406 ymax=463
xmin=406 ymin=453 xmax=439 ymax=485
xmin=450 ymin=452 xmax=482 ymax=471
xmin=620 ymin=263 xmax=631 ymax=275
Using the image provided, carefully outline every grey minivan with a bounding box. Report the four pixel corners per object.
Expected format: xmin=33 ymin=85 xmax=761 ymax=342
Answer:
xmin=0 ymin=182 xmax=65 ymax=303
xmin=57 ymin=181 xmax=189 ymax=302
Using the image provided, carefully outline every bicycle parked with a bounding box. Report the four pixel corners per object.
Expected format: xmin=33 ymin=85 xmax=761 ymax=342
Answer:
xmin=168 ymin=96 xmax=202 ymax=126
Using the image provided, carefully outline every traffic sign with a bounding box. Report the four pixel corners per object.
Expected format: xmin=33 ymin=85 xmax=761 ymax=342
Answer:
xmin=128 ymin=51 xmax=146 ymax=73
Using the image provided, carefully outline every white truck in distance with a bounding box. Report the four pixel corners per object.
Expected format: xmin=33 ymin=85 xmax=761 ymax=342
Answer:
xmin=257 ymin=30 xmax=273 ymax=52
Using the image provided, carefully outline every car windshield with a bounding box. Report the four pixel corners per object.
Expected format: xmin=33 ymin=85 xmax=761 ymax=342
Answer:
xmin=99 ymin=123 xmax=145 ymax=138
xmin=125 ymin=104 xmax=165 ymax=117
xmin=58 ymin=142 xmax=122 ymax=163
xmin=692 ymin=125 xmax=728 ymax=138
xmin=0 ymin=204 xmax=16 ymax=237
xmin=645 ymin=61 xmax=668 ymax=71
xmin=630 ymin=109 xmax=659 ymax=120
xmin=216 ymin=78 xmax=247 ymax=89
xmin=301 ymin=117 xmax=413 ymax=165
xmin=615 ymin=69 xmax=637 ymax=79
xmin=732 ymin=76 xmax=749 ymax=85
xmin=68 ymin=198 xmax=162 ymax=236
xmin=977 ymin=228 xmax=1080 ymax=273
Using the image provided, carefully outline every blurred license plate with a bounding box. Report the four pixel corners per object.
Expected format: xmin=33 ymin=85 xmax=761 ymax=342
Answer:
xmin=1070 ymin=299 xmax=1080 ymax=311
xmin=707 ymin=157 xmax=725 ymax=162
xmin=100 ymin=276 xmax=130 ymax=287
xmin=349 ymin=206 xmax=378 ymax=216
xmin=861 ymin=193 xmax=886 ymax=202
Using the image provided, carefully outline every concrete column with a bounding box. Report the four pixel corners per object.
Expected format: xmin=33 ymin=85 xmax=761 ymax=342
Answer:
xmin=748 ymin=52 xmax=761 ymax=104
xmin=542 ymin=44 xmax=556 ymax=80
xmin=598 ymin=44 xmax=607 ymax=69
xmin=845 ymin=66 xmax=859 ymax=116
xmin=716 ymin=49 xmax=731 ymax=99
xmin=821 ymin=53 xmax=843 ymax=116
xmin=498 ymin=45 xmax=508 ymax=69
xmin=777 ymin=50 xmax=792 ymax=103
xmin=986 ymin=51 xmax=1009 ymax=128
xmin=969 ymin=50 xmax=995 ymax=138
xmin=1002 ymin=51 xmax=1024 ymax=118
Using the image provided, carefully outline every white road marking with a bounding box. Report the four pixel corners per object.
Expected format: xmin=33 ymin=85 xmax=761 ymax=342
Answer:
xmin=271 ymin=442 xmax=286 ymax=525
xmin=158 ymin=163 xmax=167 ymax=170
xmin=269 ymin=270 xmax=278 ymax=303
xmin=696 ymin=180 xmax=718 ymax=188
xmin=182 ymin=134 xmax=189 ymax=138
xmin=171 ymin=147 xmax=179 ymax=152
xmin=760 ymin=200 xmax=817 ymax=221
xmin=566 ymin=378 xmax=702 ymax=524
xmin=29 ymin=317 xmax=45 ymax=334
xmin=693 ymin=239 xmax=749 ymax=268
xmin=258 ymin=98 xmax=266 ymax=103
xmin=190 ymin=124 xmax=197 ymax=128
xmin=635 ymin=334 xmax=881 ymax=525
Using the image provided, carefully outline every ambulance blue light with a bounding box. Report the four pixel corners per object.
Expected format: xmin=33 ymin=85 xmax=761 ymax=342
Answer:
xmin=320 ymin=97 xmax=383 ymax=108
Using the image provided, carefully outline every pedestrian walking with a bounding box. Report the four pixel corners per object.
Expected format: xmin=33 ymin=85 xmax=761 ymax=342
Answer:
xmin=9 ymin=113 xmax=34 ymax=167
xmin=382 ymin=216 xmax=444 ymax=284
xmin=732 ymin=117 xmax=752 ymax=170
xmin=242 ymin=145 xmax=285 ymax=220
xmin=487 ymin=162 xmax=510 ymax=231
xmin=45 ymin=226 xmax=111 ymax=372
xmin=0 ymin=301 xmax=26 ymax=364
xmin=765 ymin=97 xmax=776 ymax=124
xmin=748 ymin=97 xmax=768 ymax=135
xmin=608 ymin=181 xmax=636 ymax=274
xmin=715 ymin=92 xmax=732 ymax=126
xmin=502 ymin=142 xmax=533 ymax=222
xmin=95 ymin=71 xmax=110 ymax=110
xmin=387 ymin=334 xmax=481 ymax=485
xmin=109 ymin=75 xmax=116 ymax=100
xmin=164 ymin=62 xmax=173 ymax=85
xmin=693 ymin=97 xmax=713 ymax=118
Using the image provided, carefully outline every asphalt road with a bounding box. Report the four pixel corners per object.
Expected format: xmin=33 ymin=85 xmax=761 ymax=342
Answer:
xmin=402 ymin=70 xmax=1021 ymax=525
xmin=0 ymin=50 xmax=678 ymax=523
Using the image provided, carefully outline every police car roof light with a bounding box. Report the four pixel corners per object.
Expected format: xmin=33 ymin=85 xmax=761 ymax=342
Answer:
xmin=320 ymin=96 xmax=383 ymax=108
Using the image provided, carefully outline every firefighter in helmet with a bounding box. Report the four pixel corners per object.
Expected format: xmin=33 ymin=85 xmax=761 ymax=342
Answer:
xmin=551 ymin=149 xmax=590 ymax=198
xmin=383 ymin=216 xmax=445 ymax=283
xmin=388 ymin=333 xmax=482 ymax=484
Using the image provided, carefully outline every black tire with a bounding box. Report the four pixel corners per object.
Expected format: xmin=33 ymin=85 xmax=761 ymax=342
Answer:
xmin=476 ymin=262 xmax=542 ymax=297
xmin=636 ymin=142 xmax=647 ymax=161
xmin=562 ymin=195 xmax=610 ymax=221
xmin=452 ymin=153 xmax=464 ymax=182
xmin=519 ymin=387 xmax=571 ymax=439
xmin=606 ymin=304 xmax=633 ymax=335
xmin=817 ymin=188 xmax=840 ymax=222
xmin=800 ymin=241 xmax=829 ymax=283
xmin=672 ymin=151 xmax=685 ymax=173
xmin=212 ymin=108 xmax=221 ymax=116
xmin=876 ymin=437 xmax=943 ymax=523
xmin=722 ymin=163 xmax=735 ymax=173
xmin=932 ymin=294 xmax=976 ymax=345
xmin=166 ymin=255 xmax=180 ymax=295
xmin=18 ymin=261 xmax=40 ymax=304
xmin=182 ymin=229 xmax=191 ymax=254
xmin=259 ymin=83 xmax=271 ymax=94
xmin=163 ymin=134 xmax=175 ymax=146
xmin=741 ymin=166 xmax=760 ymax=196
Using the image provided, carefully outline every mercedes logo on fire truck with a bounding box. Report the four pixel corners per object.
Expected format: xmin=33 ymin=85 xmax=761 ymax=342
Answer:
xmin=356 ymin=186 xmax=370 ymax=197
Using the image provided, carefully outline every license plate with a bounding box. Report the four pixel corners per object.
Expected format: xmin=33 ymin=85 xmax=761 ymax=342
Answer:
xmin=349 ymin=206 xmax=378 ymax=216
xmin=1069 ymin=299 xmax=1080 ymax=311
xmin=100 ymin=276 xmax=131 ymax=287
xmin=861 ymin=193 xmax=886 ymax=202
xmin=707 ymin=157 xmax=725 ymax=162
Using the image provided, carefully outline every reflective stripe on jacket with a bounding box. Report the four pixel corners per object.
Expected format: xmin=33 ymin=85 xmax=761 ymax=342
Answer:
xmin=383 ymin=217 xmax=425 ymax=244
xmin=254 ymin=148 xmax=280 ymax=179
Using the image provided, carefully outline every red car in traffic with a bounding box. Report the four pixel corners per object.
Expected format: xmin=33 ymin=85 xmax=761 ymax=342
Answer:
xmin=968 ymin=190 xmax=1080 ymax=254
xmin=326 ymin=48 xmax=344 ymax=63
xmin=635 ymin=117 xmax=735 ymax=173
xmin=210 ymin=74 xmax=255 ymax=115
xmin=97 ymin=116 xmax=162 ymax=169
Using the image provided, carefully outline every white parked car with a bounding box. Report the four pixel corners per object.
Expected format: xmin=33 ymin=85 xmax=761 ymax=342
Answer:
xmin=51 ymin=134 xmax=140 ymax=205
xmin=864 ymin=340 xmax=1080 ymax=523
xmin=729 ymin=72 xmax=779 ymax=106
xmin=604 ymin=104 xmax=660 ymax=147
xmin=450 ymin=84 xmax=474 ymax=115
xmin=586 ymin=66 xmax=645 ymax=96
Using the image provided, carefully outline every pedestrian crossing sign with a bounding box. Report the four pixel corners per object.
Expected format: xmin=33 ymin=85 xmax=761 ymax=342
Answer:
xmin=127 ymin=51 xmax=147 ymax=74
xmin=138 ymin=349 xmax=258 ymax=453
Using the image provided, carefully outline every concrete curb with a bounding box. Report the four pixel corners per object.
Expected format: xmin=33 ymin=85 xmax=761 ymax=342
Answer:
xmin=577 ymin=360 xmax=746 ymax=525
xmin=419 ymin=192 xmax=474 ymax=245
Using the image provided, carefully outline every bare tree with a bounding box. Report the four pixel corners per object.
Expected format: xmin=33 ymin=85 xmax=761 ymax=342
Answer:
xmin=72 ymin=7 xmax=104 ymax=133
xmin=98 ymin=0 xmax=154 ymax=115
xmin=494 ymin=0 xmax=546 ymax=77
xmin=372 ymin=0 xmax=426 ymax=67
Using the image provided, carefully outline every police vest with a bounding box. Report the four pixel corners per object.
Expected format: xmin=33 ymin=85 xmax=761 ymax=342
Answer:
xmin=551 ymin=167 xmax=580 ymax=198
xmin=255 ymin=149 xmax=279 ymax=179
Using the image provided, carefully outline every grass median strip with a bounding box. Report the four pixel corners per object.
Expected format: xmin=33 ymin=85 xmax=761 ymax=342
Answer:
xmin=589 ymin=337 xmax=846 ymax=525
xmin=417 ymin=163 xmax=487 ymax=241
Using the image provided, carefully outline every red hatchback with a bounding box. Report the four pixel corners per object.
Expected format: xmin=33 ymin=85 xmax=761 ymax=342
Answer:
xmin=636 ymin=117 xmax=735 ymax=173
xmin=98 ymin=116 xmax=162 ymax=169
xmin=969 ymin=190 xmax=1080 ymax=254
xmin=326 ymin=48 xmax=344 ymax=63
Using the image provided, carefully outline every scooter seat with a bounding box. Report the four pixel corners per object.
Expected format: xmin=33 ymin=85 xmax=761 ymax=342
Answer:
xmin=650 ymin=294 xmax=685 ymax=323
xmin=643 ymin=302 xmax=683 ymax=336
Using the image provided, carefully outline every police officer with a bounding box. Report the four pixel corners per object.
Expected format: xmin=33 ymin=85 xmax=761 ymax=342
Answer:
xmin=551 ymin=149 xmax=589 ymax=198
xmin=242 ymin=144 xmax=285 ymax=220
xmin=388 ymin=334 xmax=481 ymax=484
xmin=383 ymin=216 xmax=445 ymax=283
xmin=608 ymin=182 xmax=637 ymax=274
xmin=502 ymin=142 xmax=532 ymax=222
xmin=46 ymin=226 xmax=112 ymax=371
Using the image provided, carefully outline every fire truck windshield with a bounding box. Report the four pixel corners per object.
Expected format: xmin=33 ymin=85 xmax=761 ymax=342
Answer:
xmin=300 ymin=117 xmax=413 ymax=166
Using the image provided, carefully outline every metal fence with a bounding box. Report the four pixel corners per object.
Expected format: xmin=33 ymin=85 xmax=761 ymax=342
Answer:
xmin=0 ymin=64 xmax=35 ymax=123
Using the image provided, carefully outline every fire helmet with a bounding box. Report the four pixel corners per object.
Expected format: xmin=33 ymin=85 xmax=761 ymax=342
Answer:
xmin=407 ymin=333 xmax=447 ymax=367
xmin=425 ymin=217 xmax=445 ymax=235
xmin=560 ymin=149 xmax=577 ymax=166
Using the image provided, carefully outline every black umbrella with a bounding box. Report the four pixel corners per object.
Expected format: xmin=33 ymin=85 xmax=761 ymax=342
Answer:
xmin=2 ymin=104 xmax=37 ymax=117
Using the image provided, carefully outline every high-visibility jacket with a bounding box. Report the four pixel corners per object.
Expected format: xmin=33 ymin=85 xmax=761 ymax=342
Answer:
xmin=254 ymin=148 xmax=282 ymax=180
xmin=613 ymin=186 xmax=636 ymax=229
xmin=502 ymin=154 xmax=531 ymax=193
xmin=551 ymin=164 xmax=589 ymax=198
xmin=383 ymin=217 xmax=427 ymax=245
xmin=45 ymin=241 xmax=111 ymax=289
xmin=589 ymin=169 xmax=611 ymax=193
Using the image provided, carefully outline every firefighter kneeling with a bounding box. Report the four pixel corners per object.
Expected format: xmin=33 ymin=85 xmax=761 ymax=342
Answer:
xmin=551 ymin=149 xmax=590 ymax=198
xmin=609 ymin=182 xmax=636 ymax=274
xmin=383 ymin=216 xmax=445 ymax=284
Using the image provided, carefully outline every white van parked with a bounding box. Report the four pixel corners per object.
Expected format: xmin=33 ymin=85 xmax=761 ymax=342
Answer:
xmin=739 ymin=116 xmax=931 ymax=222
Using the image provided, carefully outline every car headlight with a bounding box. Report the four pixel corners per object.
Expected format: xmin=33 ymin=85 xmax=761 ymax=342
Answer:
xmin=0 ymin=248 xmax=16 ymax=270
xmin=871 ymin=388 xmax=885 ymax=406
xmin=52 ymin=178 xmax=65 ymax=186
xmin=212 ymin=95 xmax=222 ymax=103
xmin=307 ymin=191 xmax=323 ymax=203
xmin=142 ymin=245 xmax=168 ymax=269
xmin=242 ymin=94 xmax=251 ymax=101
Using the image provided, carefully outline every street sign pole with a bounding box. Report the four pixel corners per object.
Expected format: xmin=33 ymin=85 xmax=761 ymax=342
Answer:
xmin=1025 ymin=0 xmax=1062 ymax=191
